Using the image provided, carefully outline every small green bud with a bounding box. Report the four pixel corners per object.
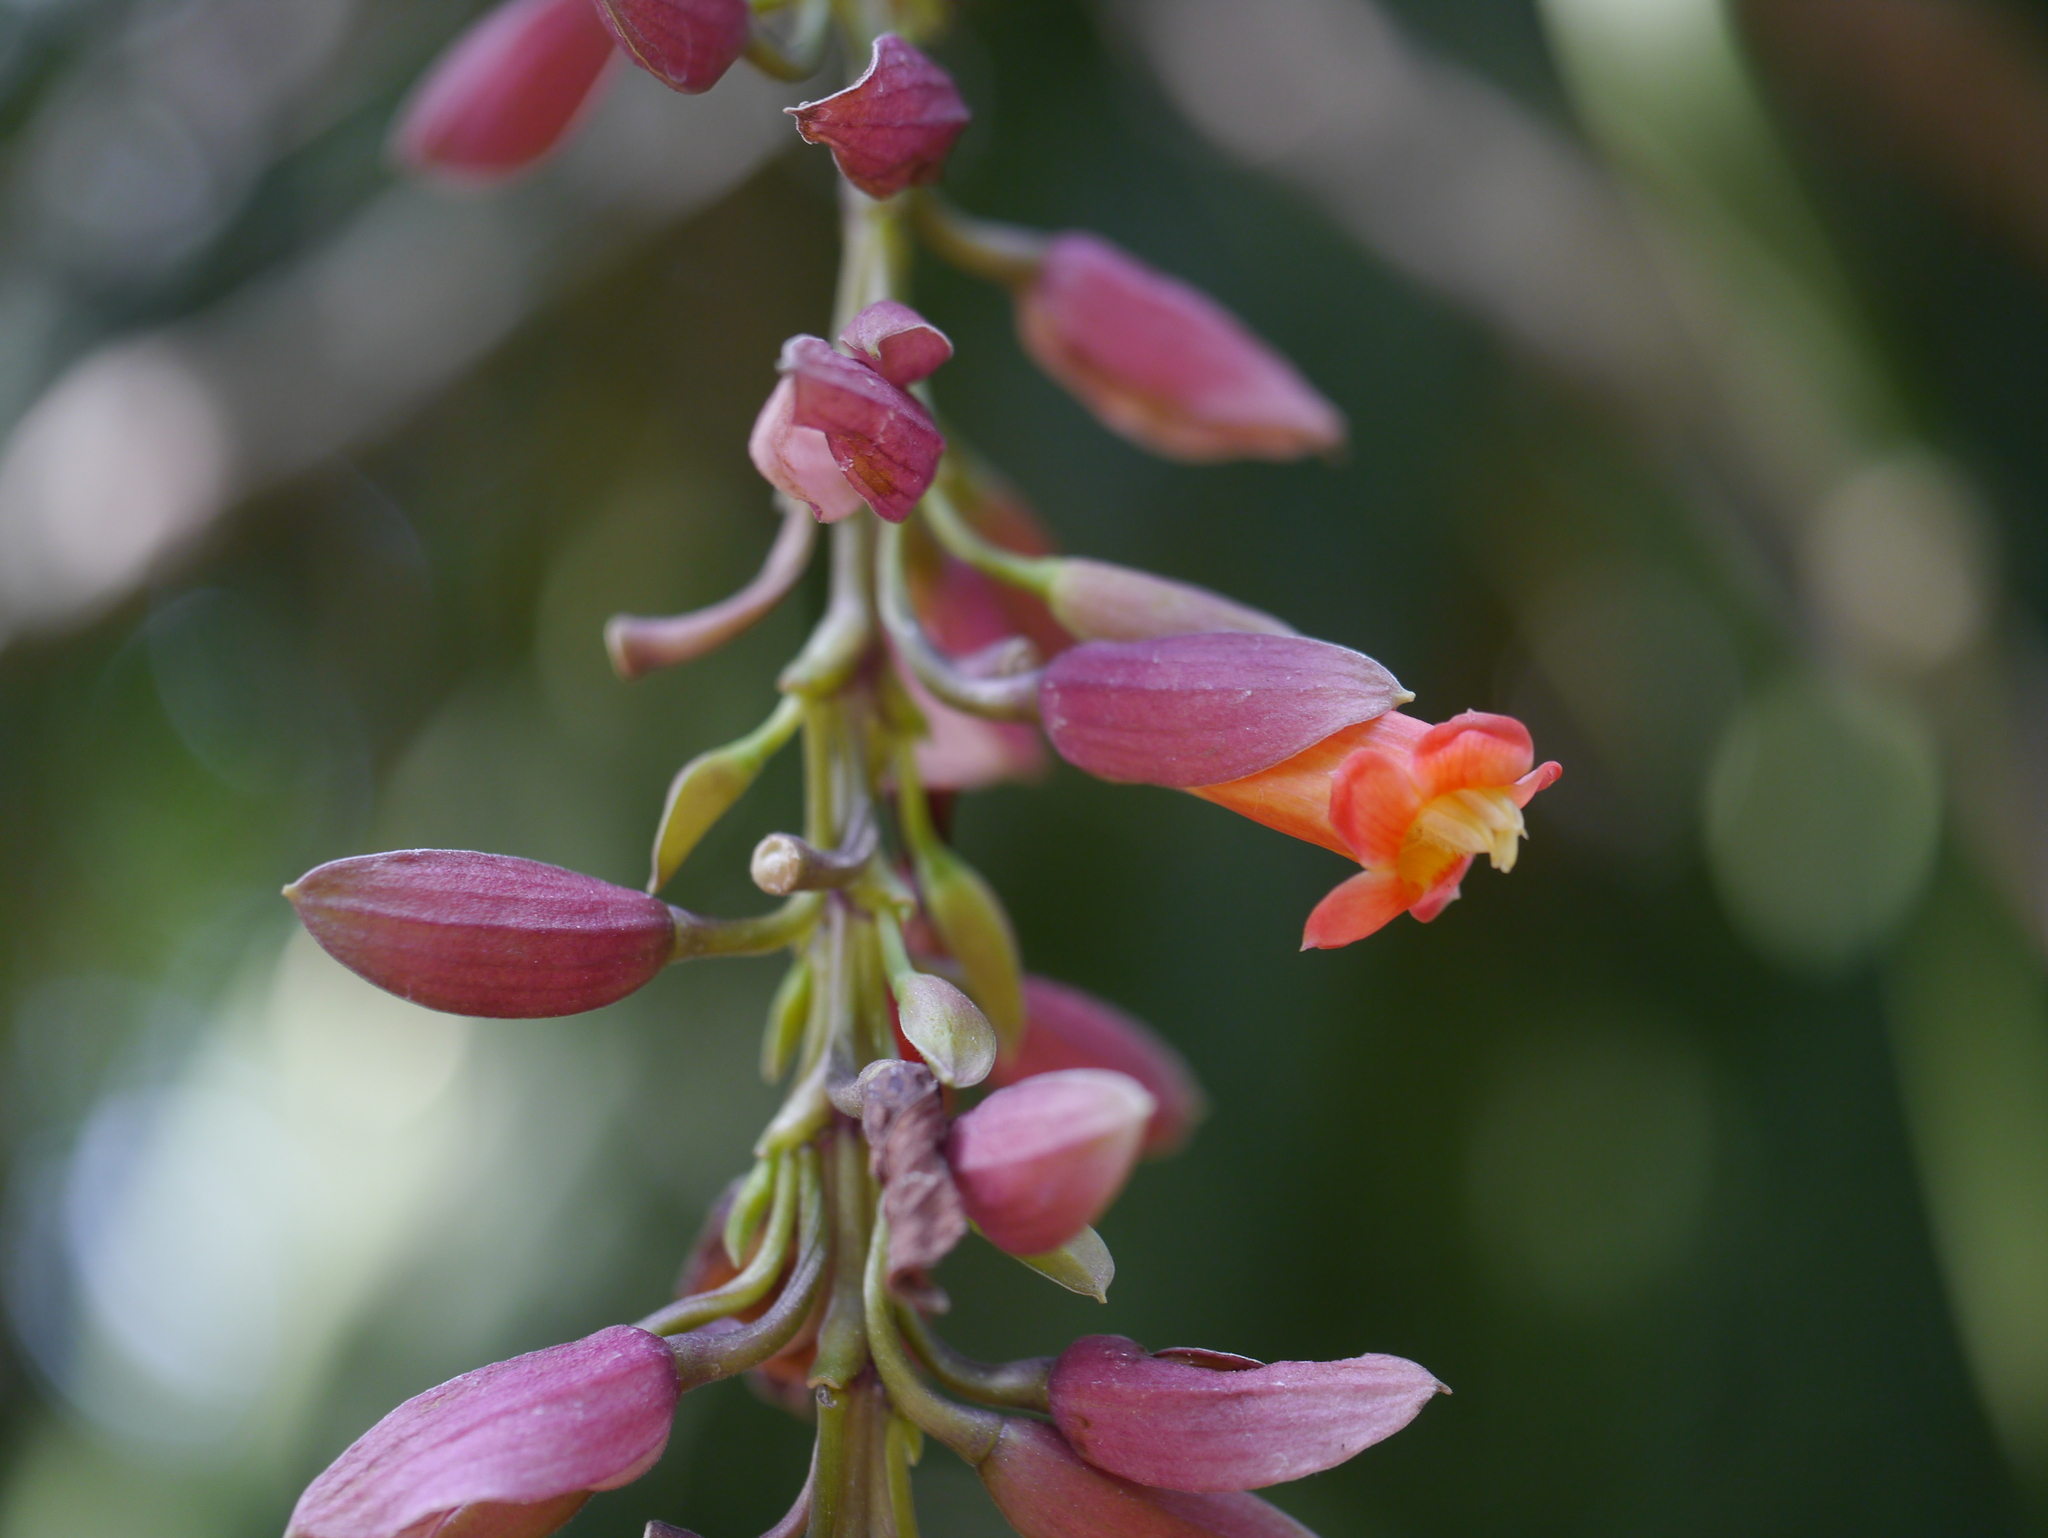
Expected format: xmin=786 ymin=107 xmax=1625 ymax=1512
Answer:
xmin=648 ymin=697 xmax=803 ymax=892
xmin=893 ymin=972 xmax=999 ymax=1088
xmin=1008 ymin=1226 xmax=1114 ymax=1303
xmin=761 ymin=956 xmax=813 ymax=1083
xmin=724 ymin=1158 xmax=777 ymax=1267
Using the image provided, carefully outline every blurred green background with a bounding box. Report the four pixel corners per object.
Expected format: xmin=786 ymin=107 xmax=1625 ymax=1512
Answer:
xmin=3 ymin=0 xmax=2048 ymax=1533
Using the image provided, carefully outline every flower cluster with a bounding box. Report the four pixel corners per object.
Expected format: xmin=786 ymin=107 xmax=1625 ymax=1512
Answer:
xmin=284 ymin=7 xmax=1559 ymax=1538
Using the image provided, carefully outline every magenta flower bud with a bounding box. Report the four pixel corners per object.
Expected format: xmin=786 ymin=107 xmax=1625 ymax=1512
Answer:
xmin=389 ymin=0 xmax=619 ymax=184
xmin=749 ymin=378 xmax=869 ymax=524
xmin=1048 ymin=1335 xmax=1444 ymax=1492
xmin=787 ymin=34 xmax=971 ymax=199
xmin=782 ymin=335 xmax=945 ymax=522
xmin=946 ymin=1069 xmax=1154 ymax=1256
xmin=1038 ymin=633 xmax=1408 ymax=789
xmin=286 ymin=850 xmax=680 ymax=1018
xmin=593 ymin=0 xmax=749 ymax=93
xmin=987 ymin=977 xmax=1205 ymax=1158
xmin=980 ymin=1419 xmax=1317 ymax=1538
xmin=1017 ymin=233 xmax=1346 ymax=463
xmin=286 ymin=1325 xmax=681 ymax=1538
xmin=840 ymin=300 xmax=955 ymax=388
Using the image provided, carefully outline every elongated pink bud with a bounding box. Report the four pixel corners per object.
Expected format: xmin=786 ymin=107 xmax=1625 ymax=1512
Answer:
xmin=749 ymin=378 xmax=870 ymax=524
xmin=1017 ymin=234 xmax=1346 ymax=463
xmin=390 ymin=0 xmax=619 ymax=184
xmin=1048 ymin=1335 xmax=1443 ymax=1492
xmin=1046 ymin=559 xmax=1293 ymax=644
xmin=782 ymin=336 xmax=944 ymax=521
xmin=979 ymin=1419 xmax=1317 ymax=1538
xmin=840 ymin=300 xmax=955 ymax=388
xmin=286 ymin=850 xmax=679 ymax=1018
xmin=787 ymin=34 xmax=970 ymax=199
xmin=987 ymin=978 xmax=1205 ymax=1157
xmin=594 ymin=0 xmax=749 ymax=93
xmin=287 ymin=1326 xmax=681 ymax=1538
xmin=1038 ymin=633 xmax=1407 ymax=789
xmin=947 ymin=1069 xmax=1153 ymax=1256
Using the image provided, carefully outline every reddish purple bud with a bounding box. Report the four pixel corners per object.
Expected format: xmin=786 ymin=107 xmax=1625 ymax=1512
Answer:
xmin=286 ymin=1325 xmax=681 ymax=1538
xmin=782 ymin=335 xmax=944 ymax=522
xmin=787 ymin=34 xmax=971 ymax=199
xmin=980 ymin=1419 xmax=1318 ymax=1538
xmin=749 ymin=378 xmax=869 ymax=524
xmin=389 ymin=0 xmax=619 ymax=184
xmin=286 ymin=850 xmax=679 ymax=1018
xmin=1038 ymin=633 xmax=1408 ymax=789
xmin=1048 ymin=1335 xmax=1444 ymax=1492
xmin=1017 ymin=233 xmax=1346 ymax=463
xmin=593 ymin=0 xmax=749 ymax=93
xmin=946 ymin=1069 xmax=1153 ymax=1257
xmin=840 ymin=300 xmax=955 ymax=388
xmin=988 ymin=977 xmax=1205 ymax=1158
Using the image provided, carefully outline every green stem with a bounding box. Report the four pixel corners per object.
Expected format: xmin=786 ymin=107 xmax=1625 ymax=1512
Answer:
xmin=671 ymin=892 xmax=823 ymax=961
xmin=745 ymin=0 xmax=830 ymax=79
xmin=811 ymin=1122 xmax=875 ymax=1393
xmin=894 ymin=1306 xmax=1052 ymax=1413
xmin=884 ymin=1416 xmax=923 ymax=1538
xmin=909 ymin=193 xmax=1051 ymax=286
xmin=920 ymin=478 xmax=1057 ymax=597
xmin=639 ymin=1150 xmax=799 ymax=1334
xmin=781 ymin=517 xmax=876 ymax=700
xmin=876 ymin=520 xmax=1042 ymax=722
xmin=863 ymin=1217 xmax=1002 ymax=1462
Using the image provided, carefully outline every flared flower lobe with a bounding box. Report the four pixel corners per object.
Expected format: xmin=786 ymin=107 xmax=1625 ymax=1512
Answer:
xmin=593 ymin=0 xmax=750 ymax=93
xmin=980 ymin=1419 xmax=1318 ymax=1538
xmin=286 ymin=850 xmax=679 ymax=1017
xmin=1048 ymin=1335 xmax=1445 ymax=1492
xmin=947 ymin=1069 xmax=1154 ymax=1256
xmin=1017 ymin=233 xmax=1346 ymax=463
xmin=788 ymin=34 xmax=971 ymax=199
xmin=286 ymin=1326 xmax=681 ymax=1538
xmin=390 ymin=0 xmax=619 ymax=183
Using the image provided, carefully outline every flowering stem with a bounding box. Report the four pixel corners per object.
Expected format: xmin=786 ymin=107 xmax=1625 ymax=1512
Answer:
xmin=670 ymin=892 xmax=823 ymax=960
xmin=863 ymin=1216 xmax=1002 ymax=1463
xmin=639 ymin=1149 xmax=802 ymax=1335
xmin=908 ymin=192 xmax=1050 ymax=286
xmin=919 ymin=477 xmax=1057 ymax=597
xmin=894 ymin=1306 xmax=1051 ymax=1413
xmin=877 ymin=518 xmax=1042 ymax=721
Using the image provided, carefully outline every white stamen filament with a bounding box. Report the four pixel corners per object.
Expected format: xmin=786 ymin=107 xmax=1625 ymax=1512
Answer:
xmin=1409 ymin=788 xmax=1525 ymax=872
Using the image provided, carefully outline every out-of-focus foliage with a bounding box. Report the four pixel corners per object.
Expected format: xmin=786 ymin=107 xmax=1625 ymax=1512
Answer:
xmin=1 ymin=0 xmax=2046 ymax=1535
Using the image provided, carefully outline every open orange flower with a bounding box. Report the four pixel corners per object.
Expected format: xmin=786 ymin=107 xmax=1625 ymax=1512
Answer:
xmin=1195 ymin=710 xmax=1562 ymax=949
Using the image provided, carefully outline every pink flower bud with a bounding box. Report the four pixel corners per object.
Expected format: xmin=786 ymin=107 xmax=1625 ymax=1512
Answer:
xmin=1016 ymin=233 xmax=1346 ymax=463
xmin=1038 ymin=633 xmax=1408 ymax=789
xmin=593 ymin=0 xmax=749 ymax=93
xmin=781 ymin=335 xmax=945 ymax=522
xmin=749 ymin=378 xmax=870 ymax=524
xmin=946 ymin=1069 xmax=1153 ymax=1256
xmin=389 ymin=0 xmax=619 ymax=184
xmin=286 ymin=850 xmax=679 ymax=1018
xmin=287 ymin=1326 xmax=681 ymax=1538
xmin=787 ymin=34 xmax=971 ymax=199
xmin=1048 ymin=1335 xmax=1445 ymax=1492
xmin=980 ymin=1419 xmax=1318 ymax=1538
xmin=840 ymin=299 xmax=955 ymax=388
xmin=1045 ymin=559 xmax=1293 ymax=644
xmin=987 ymin=977 xmax=1205 ymax=1158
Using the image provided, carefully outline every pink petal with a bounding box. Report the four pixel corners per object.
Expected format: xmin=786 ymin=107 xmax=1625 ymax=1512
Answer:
xmin=986 ymin=977 xmax=1207 ymax=1158
xmin=947 ymin=1069 xmax=1154 ymax=1256
xmin=747 ymin=377 xmax=868 ymax=523
xmin=840 ymin=300 xmax=954 ymax=388
xmin=1016 ymin=233 xmax=1346 ymax=463
xmin=1049 ymin=1335 xmax=1444 ymax=1491
xmin=389 ymin=0 xmax=619 ymax=184
xmin=1039 ymin=633 xmax=1406 ymax=789
xmin=782 ymin=336 xmax=944 ymax=522
xmin=1407 ymin=859 xmax=1471 ymax=923
xmin=1326 ymin=747 xmax=1423 ymax=867
xmin=285 ymin=851 xmax=678 ymax=1018
xmin=593 ymin=0 xmax=749 ymax=93
xmin=786 ymin=34 xmax=971 ymax=199
xmin=1409 ymin=711 xmax=1534 ymax=799
xmin=287 ymin=1326 xmax=680 ymax=1538
xmin=1510 ymin=759 xmax=1564 ymax=809
xmin=1300 ymin=870 xmax=1414 ymax=951
xmin=980 ymin=1420 xmax=1319 ymax=1538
